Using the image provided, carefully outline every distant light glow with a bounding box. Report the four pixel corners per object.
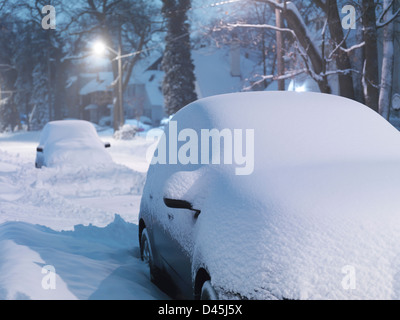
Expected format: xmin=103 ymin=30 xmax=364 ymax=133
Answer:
xmin=295 ymin=85 xmax=307 ymax=92
xmin=93 ymin=41 xmax=106 ymax=56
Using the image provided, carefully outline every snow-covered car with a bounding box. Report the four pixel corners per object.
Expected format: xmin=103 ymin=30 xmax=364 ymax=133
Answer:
xmin=35 ymin=120 xmax=112 ymax=169
xmin=139 ymin=91 xmax=400 ymax=300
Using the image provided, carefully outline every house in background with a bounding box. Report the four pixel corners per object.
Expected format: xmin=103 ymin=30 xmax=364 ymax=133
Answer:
xmin=66 ymin=46 xmax=256 ymax=128
xmin=192 ymin=45 xmax=262 ymax=99
xmin=126 ymin=67 xmax=165 ymax=125
xmin=79 ymin=72 xmax=114 ymax=124
xmin=66 ymin=58 xmax=165 ymax=127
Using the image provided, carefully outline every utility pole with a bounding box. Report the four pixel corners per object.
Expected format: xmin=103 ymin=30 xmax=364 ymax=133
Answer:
xmin=46 ymin=0 xmax=53 ymax=121
xmin=113 ymin=27 xmax=124 ymax=132
xmin=47 ymin=36 xmax=52 ymax=121
xmin=112 ymin=43 xmax=123 ymax=131
xmin=275 ymin=0 xmax=285 ymax=90
xmin=93 ymin=38 xmax=124 ymax=133
xmin=118 ymin=43 xmax=123 ymax=129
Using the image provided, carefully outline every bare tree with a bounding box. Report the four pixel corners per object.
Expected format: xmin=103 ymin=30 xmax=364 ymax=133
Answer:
xmin=275 ymin=0 xmax=285 ymax=90
xmin=378 ymin=0 xmax=398 ymax=119
xmin=361 ymin=0 xmax=380 ymax=112
xmin=313 ymin=0 xmax=355 ymax=100
xmin=198 ymin=1 xmax=277 ymax=90
xmin=240 ymin=0 xmax=331 ymax=93
xmin=65 ymin=0 xmax=161 ymax=131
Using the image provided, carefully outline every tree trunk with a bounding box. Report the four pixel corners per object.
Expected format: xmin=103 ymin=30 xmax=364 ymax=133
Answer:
xmin=379 ymin=0 xmax=395 ymax=120
xmin=361 ymin=0 xmax=380 ymax=112
xmin=275 ymin=0 xmax=285 ymax=90
xmin=281 ymin=3 xmax=331 ymax=93
xmin=326 ymin=0 xmax=355 ymax=100
xmin=162 ymin=0 xmax=198 ymax=116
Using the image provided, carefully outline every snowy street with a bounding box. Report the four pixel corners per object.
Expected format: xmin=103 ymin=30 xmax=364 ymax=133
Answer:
xmin=0 ymin=130 xmax=169 ymax=300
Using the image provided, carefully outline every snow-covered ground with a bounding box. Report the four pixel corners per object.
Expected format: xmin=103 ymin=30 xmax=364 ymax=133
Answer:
xmin=0 ymin=129 xmax=169 ymax=300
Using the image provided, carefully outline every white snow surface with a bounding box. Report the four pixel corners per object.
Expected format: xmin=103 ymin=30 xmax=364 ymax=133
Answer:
xmin=0 ymin=130 xmax=168 ymax=300
xmin=142 ymin=92 xmax=400 ymax=300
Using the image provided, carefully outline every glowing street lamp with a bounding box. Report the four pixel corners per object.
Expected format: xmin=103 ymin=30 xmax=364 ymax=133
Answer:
xmin=93 ymin=41 xmax=119 ymax=57
xmin=93 ymin=41 xmax=107 ymax=56
xmin=92 ymin=41 xmax=123 ymax=132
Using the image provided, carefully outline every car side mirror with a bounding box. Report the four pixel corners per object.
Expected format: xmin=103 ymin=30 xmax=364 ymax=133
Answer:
xmin=163 ymin=197 xmax=201 ymax=218
xmin=37 ymin=147 xmax=44 ymax=153
xmin=104 ymin=142 xmax=111 ymax=148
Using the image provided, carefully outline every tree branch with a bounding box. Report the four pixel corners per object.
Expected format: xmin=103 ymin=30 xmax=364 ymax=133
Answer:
xmin=377 ymin=0 xmax=400 ymax=28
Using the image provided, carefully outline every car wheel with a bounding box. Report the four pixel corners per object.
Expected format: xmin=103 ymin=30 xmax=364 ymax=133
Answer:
xmin=141 ymin=229 xmax=151 ymax=261
xmin=200 ymin=280 xmax=218 ymax=300
xmin=140 ymin=229 xmax=162 ymax=284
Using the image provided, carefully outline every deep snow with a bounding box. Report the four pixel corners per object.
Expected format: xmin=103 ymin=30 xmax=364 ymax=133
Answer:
xmin=0 ymin=130 xmax=169 ymax=300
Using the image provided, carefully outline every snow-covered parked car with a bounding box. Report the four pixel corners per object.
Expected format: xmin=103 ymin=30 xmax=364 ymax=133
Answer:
xmin=35 ymin=120 xmax=112 ymax=169
xmin=139 ymin=91 xmax=400 ymax=300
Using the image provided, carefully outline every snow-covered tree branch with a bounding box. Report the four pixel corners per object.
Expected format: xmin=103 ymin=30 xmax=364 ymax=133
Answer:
xmin=377 ymin=0 xmax=400 ymax=28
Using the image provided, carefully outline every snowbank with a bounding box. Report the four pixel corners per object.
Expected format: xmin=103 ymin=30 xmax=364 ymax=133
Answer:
xmin=0 ymin=216 xmax=168 ymax=300
xmin=113 ymin=124 xmax=139 ymax=140
xmin=0 ymin=132 xmax=167 ymax=300
xmin=0 ymin=142 xmax=146 ymax=230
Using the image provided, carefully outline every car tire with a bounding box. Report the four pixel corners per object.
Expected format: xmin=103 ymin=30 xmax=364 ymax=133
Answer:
xmin=140 ymin=229 xmax=162 ymax=284
xmin=200 ymin=280 xmax=218 ymax=300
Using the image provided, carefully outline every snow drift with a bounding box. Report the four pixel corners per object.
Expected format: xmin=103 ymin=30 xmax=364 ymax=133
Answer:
xmin=0 ymin=215 xmax=168 ymax=300
xmin=0 ymin=133 xmax=166 ymax=300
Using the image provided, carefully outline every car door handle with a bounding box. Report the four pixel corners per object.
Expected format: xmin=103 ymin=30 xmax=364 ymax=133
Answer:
xmin=164 ymin=197 xmax=201 ymax=218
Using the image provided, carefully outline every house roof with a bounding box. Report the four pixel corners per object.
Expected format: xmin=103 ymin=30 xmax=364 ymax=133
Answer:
xmin=79 ymin=67 xmax=164 ymax=107
xmin=79 ymin=72 xmax=114 ymax=95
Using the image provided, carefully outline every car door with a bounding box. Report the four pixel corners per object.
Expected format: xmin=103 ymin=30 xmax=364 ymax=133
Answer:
xmin=152 ymin=199 xmax=197 ymax=297
xmin=151 ymin=169 xmax=205 ymax=298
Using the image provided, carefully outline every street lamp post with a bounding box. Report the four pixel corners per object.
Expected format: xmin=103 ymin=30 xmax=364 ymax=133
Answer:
xmin=93 ymin=41 xmax=124 ymax=132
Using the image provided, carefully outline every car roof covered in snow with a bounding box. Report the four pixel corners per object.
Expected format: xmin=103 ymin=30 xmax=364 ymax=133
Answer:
xmin=173 ymin=91 xmax=400 ymax=167
xmin=40 ymin=120 xmax=101 ymax=146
